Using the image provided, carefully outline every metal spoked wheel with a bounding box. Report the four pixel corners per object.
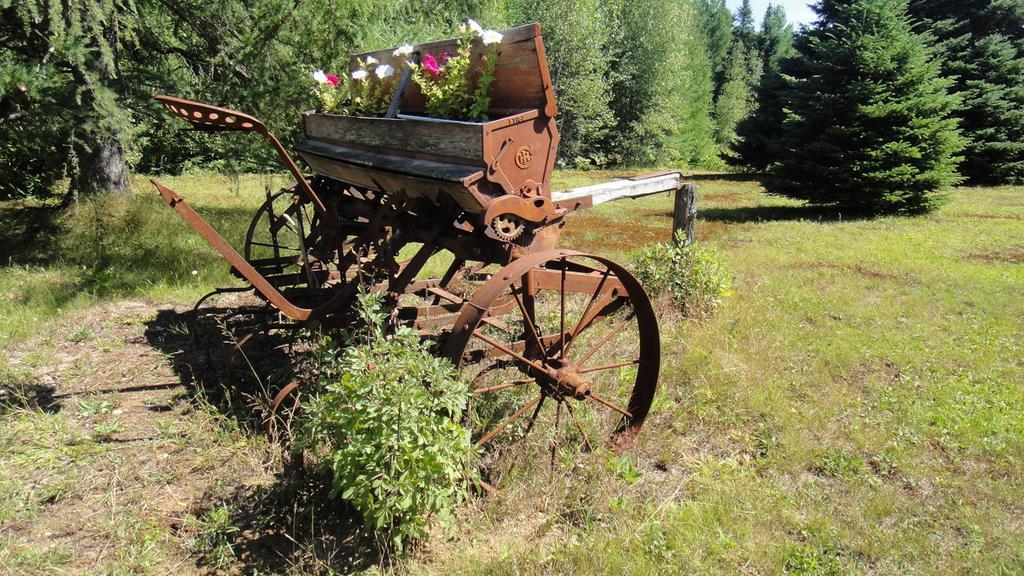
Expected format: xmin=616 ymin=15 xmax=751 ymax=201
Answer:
xmin=443 ymin=249 xmax=660 ymax=485
xmin=244 ymin=186 xmax=326 ymax=291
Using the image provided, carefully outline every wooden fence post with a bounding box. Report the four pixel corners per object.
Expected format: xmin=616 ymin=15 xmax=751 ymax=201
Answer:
xmin=672 ymin=183 xmax=697 ymax=243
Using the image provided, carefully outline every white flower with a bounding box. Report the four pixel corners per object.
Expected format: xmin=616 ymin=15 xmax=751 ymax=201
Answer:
xmin=375 ymin=64 xmax=395 ymax=79
xmin=393 ymin=44 xmax=413 ymax=58
xmin=352 ymin=69 xmax=368 ymax=81
xmin=312 ymin=69 xmax=328 ymax=84
xmin=481 ymin=29 xmax=503 ymax=45
xmin=467 ymin=19 xmax=484 ymax=35
xmin=365 ymin=56 xmax=379 ymax=65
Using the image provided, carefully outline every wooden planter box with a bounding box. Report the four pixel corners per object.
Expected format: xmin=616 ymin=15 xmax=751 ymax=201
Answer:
xmin=294 ymin=23 xmax=560 ymax=216
xmin=296 ymin=110 xmax=558 ymax=214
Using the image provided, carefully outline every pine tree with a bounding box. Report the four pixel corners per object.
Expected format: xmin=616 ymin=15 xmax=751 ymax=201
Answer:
xmin=734 ymin=0 xmax=756 ymax=51
xmin=729 ymin=3 xmax=795 ymax=171
xmin=713 ymin=40 xmax=754 ymax=147
xmin=766 ymin=0 xmax=963 ymax=214
xmin=2 ymin=0 xmax=136 ymax=200
xmin=757 ymin=3 xmax=794 ymax=73
xmin=909 ymin=0 xmax=1024 ymax=184
xmin=697 ymin=0 xmax=735 ymax=91
xmin=712 ymin=0 xmax=760 ymax=148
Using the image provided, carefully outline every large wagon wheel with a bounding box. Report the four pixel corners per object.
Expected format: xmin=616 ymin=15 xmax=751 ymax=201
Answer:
xmin=443 ymin=249 xmax=660 ymax=483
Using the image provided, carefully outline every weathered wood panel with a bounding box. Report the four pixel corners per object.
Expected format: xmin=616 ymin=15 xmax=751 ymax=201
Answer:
xmin=304 ymin=114 xmax=483 ymax=164
xmin=295 ymin=140 xmax=483 ymax=184
xmin=552 ymin=173 xmax=682 ymax=206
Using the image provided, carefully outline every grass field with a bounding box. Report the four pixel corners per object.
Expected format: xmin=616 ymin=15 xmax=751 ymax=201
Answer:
xmin=1 ymin=173 xmax=1022 ymax=574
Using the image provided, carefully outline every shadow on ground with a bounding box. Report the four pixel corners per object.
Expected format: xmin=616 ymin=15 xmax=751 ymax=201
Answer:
xmin=142 ymin=301 xmax=382 ymax=573
xmin=0 ymin=203 xmax=62 ymax=264
xmin=184 ymin=470 xmax=380 ymax=574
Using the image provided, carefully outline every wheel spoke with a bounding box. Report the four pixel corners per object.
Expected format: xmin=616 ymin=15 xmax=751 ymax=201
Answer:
xmin=577 ymin=312 xmax=635 ymax=368
xmin=550 ymin=400 xmax=562 ymax=471
xmin=475 ymin=394 xmax=543 ymax=448
xmin=578 ymin=358 xmax=641 ymax=375
xmin=559 ymin=258 xmax=567 ymax=358
xmin=511 ymin=286 xmax=546 ymax=354
xmin=566 ymin=267 xmax=612 ymax=354
xmin=471 ymin=330 xmax=547 ymax=374
xmin=503 ymin=395 xmax=546 ymax=473
xmin=474 ymin=379 xmax=535 ymax=395
xmin=249 ymin=241 xmax=301 ymax=251
xmin=563 ymin=400 xmax=593 ymax=452
xmin=589 ymin=393 xmax=632 ymax=418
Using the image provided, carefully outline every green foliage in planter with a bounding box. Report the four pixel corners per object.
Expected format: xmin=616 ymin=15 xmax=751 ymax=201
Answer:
xmin=299 ymin=289 xmax=477 ymax=551
xmin=629 ymin=234 xmax=731 ymax=318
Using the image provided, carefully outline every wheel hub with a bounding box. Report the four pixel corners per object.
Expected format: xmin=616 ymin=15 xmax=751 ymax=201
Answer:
xmin=543 ymin=358 xmax=591 ymax=400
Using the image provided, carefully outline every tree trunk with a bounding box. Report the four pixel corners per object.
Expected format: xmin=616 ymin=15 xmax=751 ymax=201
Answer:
xmin=67 ymin=136 xmax=131 ymax=202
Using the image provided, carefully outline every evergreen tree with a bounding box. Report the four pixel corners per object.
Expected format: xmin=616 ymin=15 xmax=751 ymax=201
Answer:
xmin=734 ymin=0 xmax=756 ymax=51
xmin=766 ymin=0 xmax=963 ymax=214
xmin=757 ymin=3 xmax=794 ymax=72
xmin=697 ymin=0 xmax=735 ymax=91
xmin=734 ymin=0 xmax=763 ymax=91
xmin=729 ymin=3 xmax=795 ymax=170
xmin=713 ymin=40 xmax=755 ymax=147
xmin=909 ymin=0 xmax=1024 ymax=184
xmin=2 ymin=0 xmax=137 ymax=200
xmin=712 ymin=0 xmax=760 ymax=148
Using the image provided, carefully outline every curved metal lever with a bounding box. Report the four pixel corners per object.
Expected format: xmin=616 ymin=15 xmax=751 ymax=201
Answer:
xmin=154 ymin=95 xmax=326 ymax=215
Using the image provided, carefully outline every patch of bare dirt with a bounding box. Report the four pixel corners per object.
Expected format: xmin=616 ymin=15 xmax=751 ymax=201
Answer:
xmin=2 ymin=297 xmax=290 ymax=574
xmin=967 ymin=248 xmax=1024 ymax=264
xmin=701 ymin=192 xmax=745 ymax=205
xmin=791 ymin=261 xmax=902 ymax=281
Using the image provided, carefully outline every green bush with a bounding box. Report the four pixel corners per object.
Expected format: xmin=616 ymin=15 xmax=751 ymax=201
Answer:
xmin=629 ymin=235 xmax=731 ymax=318
xmin=299 ymin=289 xmax=477 ymax=551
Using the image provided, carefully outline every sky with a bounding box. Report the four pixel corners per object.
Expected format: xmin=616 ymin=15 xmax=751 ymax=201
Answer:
xmin=726 ymin=0 xmax=816 ymax=27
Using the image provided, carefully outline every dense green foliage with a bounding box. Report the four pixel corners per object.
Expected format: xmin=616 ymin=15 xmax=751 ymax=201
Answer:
xmin=1 ymin=0 xmax=724 ymax=200
xmin=606 ymin=0 xmax=717 ymax=166
xmin=696 ymin=0 xmax=734 ymax=90
xmin=516 ymin=0 xmax=615 ymax=166
xmin=629 ymin=233 xmax=731 ymax=318
xmin=6 ymin=0 xmax=1024 ymax=208
xmin=728 ymin=3 xmax=796 ymax=170
xmin=300 ymin=289 xmax=476 ymax=551
xmin=710 ymin=0 xmax=762 ymax=148
xmin=765 ymin=0 xmax=963 ymax=213
xmin=909 ymin=0 xmax=1024 ymax=185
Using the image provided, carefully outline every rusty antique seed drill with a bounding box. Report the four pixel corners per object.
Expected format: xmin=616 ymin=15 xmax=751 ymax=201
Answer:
xmin=151 ymin=24 xmax=668 ymax=477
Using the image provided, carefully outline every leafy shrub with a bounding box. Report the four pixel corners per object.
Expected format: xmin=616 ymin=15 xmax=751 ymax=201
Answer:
xmin=299 ymin=289 xmax=477 ymax=551
xmin=629 ymin=235 xmax=731 ymax=318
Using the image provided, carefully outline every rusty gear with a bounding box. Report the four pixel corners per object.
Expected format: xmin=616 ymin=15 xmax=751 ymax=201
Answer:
xmin=491 ymin=214 xmax=526 ymax=242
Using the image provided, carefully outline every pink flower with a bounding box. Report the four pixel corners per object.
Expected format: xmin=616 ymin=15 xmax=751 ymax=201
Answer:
xmin=438 ymin=51 xmax=454 ymax=66
xmin=325 ymin=74 xmax=340 ymax=87
xmin=422 ymin=53 xmax=441 ymax=76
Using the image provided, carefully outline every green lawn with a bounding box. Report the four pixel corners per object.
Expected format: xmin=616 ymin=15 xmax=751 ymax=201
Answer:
xmin=1 ymin=173 xmax=1022 ymax=574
